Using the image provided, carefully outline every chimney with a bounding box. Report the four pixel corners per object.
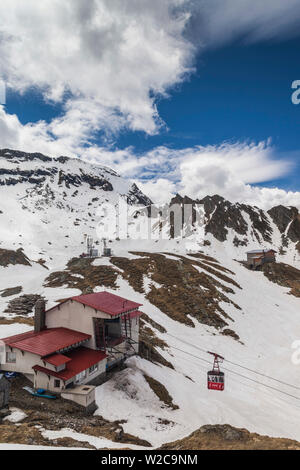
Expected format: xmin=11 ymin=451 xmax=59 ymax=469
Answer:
xmin=34 ymin=299 xmax=46 ymax=333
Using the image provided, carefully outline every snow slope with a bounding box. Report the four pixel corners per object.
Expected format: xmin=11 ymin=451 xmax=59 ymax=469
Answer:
xmin=93 ymin=252 xmax=300 ymax=447
xmin=0 ymin=149 xmax=300 ymax=448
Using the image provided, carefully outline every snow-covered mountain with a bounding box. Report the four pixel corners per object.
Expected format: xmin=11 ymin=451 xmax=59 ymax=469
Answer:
xmin=1 ymin=148 xmax=300 ymax=449
xmin=168 ymin=193 xmax=300 ymax=267
xmin=0 ymin=148 xmax=299 ymax=268
xmin=0 ymin=148 xmax=152 ymax=264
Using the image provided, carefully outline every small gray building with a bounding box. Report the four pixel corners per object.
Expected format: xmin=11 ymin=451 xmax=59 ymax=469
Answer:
xmin=0 ymin=374 xmax=10 ymax=409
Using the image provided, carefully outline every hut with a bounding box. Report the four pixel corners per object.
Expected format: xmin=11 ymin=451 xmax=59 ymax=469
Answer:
xmin=246 ymin=249 xmax=277 ymax=270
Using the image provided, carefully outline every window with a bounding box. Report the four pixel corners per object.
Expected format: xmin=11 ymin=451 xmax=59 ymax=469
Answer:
xmin=54 ymin=379 xmax=60 ymax=388
xmin=75 ymin=370 xmax=87 ymax=383
xmin=6 ymin=351 xmax=16 ymax=363
xmin=89 ymin=364 xmax=98 ymax=375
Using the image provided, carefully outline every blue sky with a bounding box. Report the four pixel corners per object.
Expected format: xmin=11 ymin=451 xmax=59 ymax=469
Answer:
xmin=6 ymin=37 xmax=300 ymax=192
xmin=1 ymin=1 xmax=300 ymax=207
xmin=118 ymin=39 xmax=300 ymax=192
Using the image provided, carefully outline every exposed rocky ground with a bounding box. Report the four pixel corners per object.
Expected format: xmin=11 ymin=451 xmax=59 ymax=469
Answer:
xmin=159 ymin=424 xmax=300 ymax=450
xmin=4 ymin=294 xmax=46 ymax=315
xmin=0 ymin=421 xmax=96 ymax=449
xmin=0 ymin=148 xmax=152 ymax=207
xmin=0 ymin=248 xmax=31 ymax=267
xmin=0 ymin=316 xmax=34 ymax=326
xmin=45 ymin=252 xmax=242 ymax=339
xmin=143 ymin=374 xmax=179 ymax=410
xmin=44 ymin=257 xmax=118 ymax=294
xmin=0 ymin=375 xmax=151 ymax=449
xmin=0 ymin=286 xmax=22 ymax=298
xmin=261 ymin=262 xmax=300 ymax=298
xmin=139 ymin=316 xmax=174 ymax=369
xmin=111 ymin=252 xmax=241 ymax=334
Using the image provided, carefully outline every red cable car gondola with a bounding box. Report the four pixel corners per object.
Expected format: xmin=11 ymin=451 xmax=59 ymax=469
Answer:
xmin=207 ymin=351 xmax=225 ymax=391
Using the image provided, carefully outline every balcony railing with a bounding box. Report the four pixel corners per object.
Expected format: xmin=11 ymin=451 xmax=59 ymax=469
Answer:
xmin=105 ymin=336 xmax=125 ymax=348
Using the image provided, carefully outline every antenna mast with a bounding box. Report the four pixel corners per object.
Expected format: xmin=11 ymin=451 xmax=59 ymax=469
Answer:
xmin=87 ymin=236 xmax=94 ymax=258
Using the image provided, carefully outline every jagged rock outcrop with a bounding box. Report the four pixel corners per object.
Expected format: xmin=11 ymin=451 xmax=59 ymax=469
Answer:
xmin=57 ymin=169 xmax=113 ymax=191
xmin=0 ymin=148 xmax=52 ymax=162
xmin=127 ymin=183 xmax=153 ymax=206
xmin=0 ymin=167 xmax=55 ymax=186
xmin=268 ymin=205 xmax=300 ymax=248
xmin=288 ymin=215 xmax=300 ymax=243
xmin=268 ymin=205 xmax=298 ymax=233
xmin=167 ymin=194 xmax=274 ymax=244
xmin=164 ymin=194 xmax=300 ymax=250
xmin=198 ymin=195 xmax=273 ymax=243
xmin=4 ymin=294 xmax=45 ymax=315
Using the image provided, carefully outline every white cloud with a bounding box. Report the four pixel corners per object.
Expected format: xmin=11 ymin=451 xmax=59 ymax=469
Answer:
xmin=137 ymin=178 xmax=177 ymax=204
xmin=0 ymin=0 xmax=194 ymax=135
xmin=0 ymin=0 xmax=300 ymax=142
xmin=133 ymin=142 xmax=300 ymax=208
xmin=0 ymin=0 xmax=300 ymax=143
xmin=178 ymin=141 xmax=293 ymax=198
xmin=177 ymin=143 xmax=300 ymax=208
xmin=188 ymin=0 xmax=300 ymax=46
xmin=0 ymin=1 xmax=300 ymax=210
xmin=1 ymin=105 xmax=300 ymax=209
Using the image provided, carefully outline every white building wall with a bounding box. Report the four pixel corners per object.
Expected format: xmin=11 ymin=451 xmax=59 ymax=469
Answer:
xmin=61 ymin=387 xmax=95 ymax=408
xmin=45 ymin=300 xmax=112 ymax=350
xmin=34 ymin=358 xmax=106 ymax=392
xmin=46 ymin=300 xmax=141 ymax=353
xmin=34 ymin=371 xmax=54 ymax=391
xmin=0 ymin=347 xmax=57 ymax=378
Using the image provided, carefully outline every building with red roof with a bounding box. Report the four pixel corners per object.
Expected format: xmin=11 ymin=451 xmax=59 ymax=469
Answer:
xmin=71 ymin=291 xmax=142 ymax=316
xmin=33 ymin=347 xmax=107 ymax=382
xmin=246 ymin=249 xmax=277 ymax=269
xmin=45 ymin=291 xmax=142 ymax=364
xmin=2 ymin=327 xmax=91 ymax=357
xmin=0 ymin=291 xmax=143 ymax=410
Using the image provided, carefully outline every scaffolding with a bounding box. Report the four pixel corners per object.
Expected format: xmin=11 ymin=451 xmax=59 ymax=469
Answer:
xmin=93 ymin=312 xmax=138 ymax=365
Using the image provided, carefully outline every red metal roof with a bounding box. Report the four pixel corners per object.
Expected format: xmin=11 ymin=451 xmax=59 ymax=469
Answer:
xmin=33 ymin=347 xmax=107 ymax=382
xmin=2 ymin=328 xmax=91 ymax=357
xmin=71 ymin=291 xmax=142 ymax=316
xmin=44 ymin=354 xmax=72 ymax=367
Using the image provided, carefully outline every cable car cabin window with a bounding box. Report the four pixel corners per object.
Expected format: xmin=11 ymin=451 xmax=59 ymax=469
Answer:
xmin=208 ymin=375 xmax=224 ymax=383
